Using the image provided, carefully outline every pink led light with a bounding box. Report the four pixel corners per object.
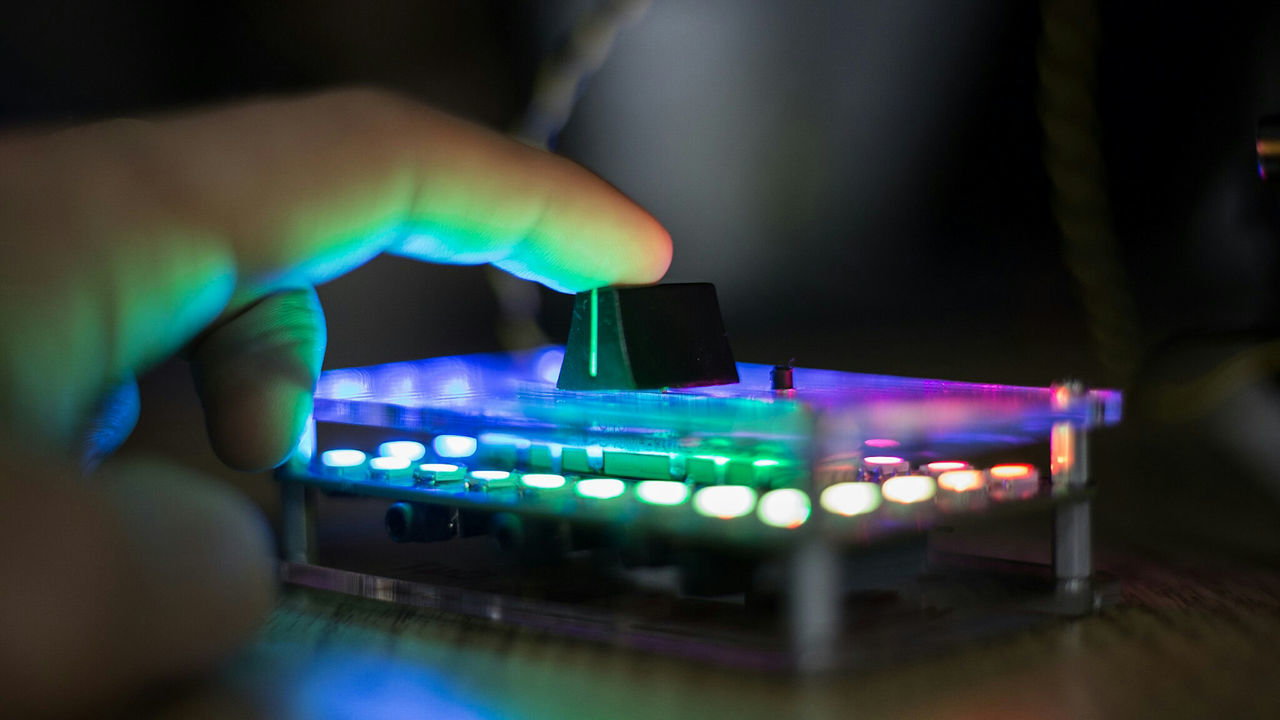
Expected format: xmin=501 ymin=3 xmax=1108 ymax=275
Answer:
xmin=864 ymin=438 xmax=900 ymax=448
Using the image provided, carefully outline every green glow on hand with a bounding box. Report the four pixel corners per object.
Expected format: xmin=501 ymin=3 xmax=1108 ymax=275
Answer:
xmin=589 ymin=287 xmax=598 ymax=378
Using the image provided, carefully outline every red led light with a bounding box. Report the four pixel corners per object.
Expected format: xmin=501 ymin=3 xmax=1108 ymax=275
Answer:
xmin=989 ymin=463 xmax=1035 ymax=480
xmin=926 ymin=461 xmax=969 ymax=473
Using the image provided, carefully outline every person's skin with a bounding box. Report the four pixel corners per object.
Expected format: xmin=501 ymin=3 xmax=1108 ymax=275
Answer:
xmin=0 ymin=88 xmax=671 ymax=717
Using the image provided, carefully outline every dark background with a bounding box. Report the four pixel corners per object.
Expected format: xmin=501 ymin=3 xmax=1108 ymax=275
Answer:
xmin=6 ymin=0 xmax=1280 ymax=539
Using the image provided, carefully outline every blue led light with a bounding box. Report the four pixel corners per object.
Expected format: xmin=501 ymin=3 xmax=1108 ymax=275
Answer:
xmin=434 ymin=435 xmax=477 ymax=458
xmin=378 ymin=441 xmax=427 ymax=462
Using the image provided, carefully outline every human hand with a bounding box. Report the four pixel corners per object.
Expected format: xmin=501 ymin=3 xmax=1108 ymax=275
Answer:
xmin=0 ymin=88 xmax=670 ymax=716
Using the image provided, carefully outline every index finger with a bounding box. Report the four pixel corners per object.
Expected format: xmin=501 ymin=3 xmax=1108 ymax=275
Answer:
xmin=0 ymin=89 xmax=671 ymax=448
xmin=127 ymin=87 xmax=673 ymax=294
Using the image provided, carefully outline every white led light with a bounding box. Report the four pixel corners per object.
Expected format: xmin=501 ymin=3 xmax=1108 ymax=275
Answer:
xmin=414 ymin=462 xmax=465 ymax=483
xmin=520 ymin=473 xmax=567 ymax=490
xmin=819 ymin=482 xmax=882 ymax=516
xmin=692 ymin=485 xmax=757 ymax=519
xmin=369 ymin=455 xmax=413 ymax=485
xmin=321 ymin=449 xmax=366 ymax=468
xmin=370 ymin=456 xmax=411 ymax=470
xmin=378 ymin=441 xmax=427 ymax=462
xmin=635 ymin=480 xmax=690 ymax=506
xmin=882 ymin=475 xmax=937 ymax=504
xmin=938 ymin=470 xmax=984 ymax=493
xmin=433 ymin=435 xmax=477 ymax=458
xmin=757 ymin=488 xmax=811 ymax=529
xmin=575 ymin=477 xmax=626 ymax=500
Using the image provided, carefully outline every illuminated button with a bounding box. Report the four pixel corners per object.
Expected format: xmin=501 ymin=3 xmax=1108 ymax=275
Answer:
xmin=937 ymin=470 xmax=985 ymax=493
xmin=377 ymin=441 xmax=427 ymax=462
xmin=434 ymin=435 xmax=477 ymax=458
xmin=414 ymin=462 xmax=466 ymax=485
xmin=748 ymin=457 xmax=787 ymax=486
xmin=925 ymin=460 xmax=971 ymax=475
xmin=635 ymin=480 xmax=690 ymax=506
xmin=603 ymin=450 xmax=673 ymax=480
xmin=692 ymin=485 xmax=757 ymax=519
xmin=863 ymin=456 xmax=910 ymax=478
xmin=369 ymin=455 xmax=413 ymax=486
xmin=520 ymin=473 xmax=567 ymax=490
xmin=467 ymin=470 xmax=515 ymax=491
xmin=881 ymin=474 xmax=937 ymax=504
xmin=478 ymin=432 xmax=531 ymax=468
xmin=757 ymin=489 xmax=811 ymax=529
xmin=528 ymin=443 xmax=564 ymax=472
xmin=320 ymin=449 xmax=367 ymax=478
xmin=820 ymin=482 xmax=882 ymax=516
xmin=686 ymin=455 xmax=731 ymax=484
xmin=864 ymin=438 xmax=900 ymax=449
xmin=575 ymin=477 xmax=626 ymax=500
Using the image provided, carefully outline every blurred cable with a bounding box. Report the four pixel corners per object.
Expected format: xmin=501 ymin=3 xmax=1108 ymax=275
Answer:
xmin=490 ymin=0 xmax=653 ymax=350
xmin=1037 ymin=0 xmax=1142 ymax=387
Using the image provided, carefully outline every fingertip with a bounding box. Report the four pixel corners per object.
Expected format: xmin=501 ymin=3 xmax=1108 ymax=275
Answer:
xmin=634 ymin=213 xmax=674 ymax=285
xmin=206 ymin=381 xmax=314 ymax=472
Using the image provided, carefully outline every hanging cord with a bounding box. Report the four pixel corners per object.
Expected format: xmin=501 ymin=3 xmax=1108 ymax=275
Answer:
xmin=489 ymin=0 xmax=653 ymax=350
xmin=1036 ymin=0 xmax=1142 ymax=386
xmin=1038 ymin=10 xmax=1280 ymax=422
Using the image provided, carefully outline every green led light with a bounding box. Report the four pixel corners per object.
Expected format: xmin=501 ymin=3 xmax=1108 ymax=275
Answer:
xmin=589 ymin=287 xmax=598 ymax=378
xmin=757 ymin=489 xmax=811 ymax=528
xmin=520 ymin=473 xmax=567 ymax=490
xmin=752 ymin=459 xmax=781 ymax=468
xmin=575 ymin=477 xmax=626 ymax=500
xmin=635 ymin=480 xmax=690 ymax=506
xmin=692 ymin=485 xmax=757 ymax=519
xmin=415 ymin=462 xmax=465 ymax=483
xmin=694 ymin=455 xmax=731 ymax=466
xmin=820 ymin=482 xmax=882 ymax=516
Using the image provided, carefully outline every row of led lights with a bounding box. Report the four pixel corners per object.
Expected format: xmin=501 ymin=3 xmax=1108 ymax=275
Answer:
xmin=819 ymin=457 xmax=1042 ymax=519
xmin=316 ymin=442 xmax=1040 ymax=531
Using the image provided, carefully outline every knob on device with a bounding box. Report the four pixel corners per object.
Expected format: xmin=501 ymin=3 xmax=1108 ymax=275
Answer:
xmin=556 ymin=283 xmax=739 ymax=390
